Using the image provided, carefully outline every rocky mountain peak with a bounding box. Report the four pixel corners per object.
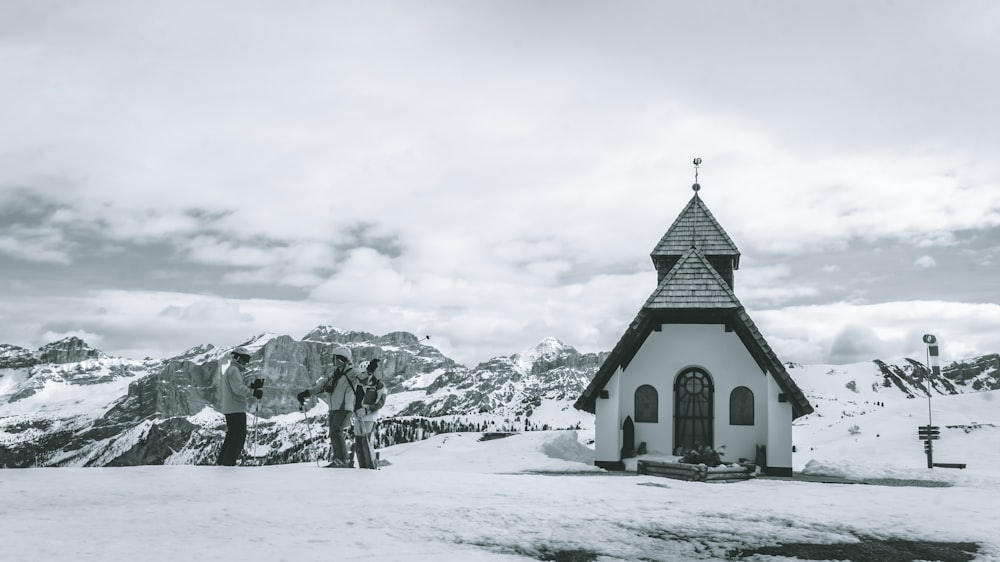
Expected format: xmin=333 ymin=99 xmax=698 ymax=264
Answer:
xmin=37 ymin=337 xmax=104 ymax=364
xmin=0 ymin=343 xmax=39 ymax=369
xmin=377 ymin=331 xmax=423 ymax=346
xmin=174 ymin=343 xmax=217 ymax=362
xmin=301 ymin=325 xmax=348 ymax=343
xmin=236 ymin=333 xmax=281 ymax=353
xmin=302 ymin=326 xmax=429 ymax=350
xmin=511 ymin=337 xmax=577 ymax=374
xmin=533 ymin=337 xmax=573 ymax=356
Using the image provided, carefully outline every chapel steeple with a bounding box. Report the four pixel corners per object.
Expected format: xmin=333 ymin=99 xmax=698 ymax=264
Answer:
xmin=649 ymin=160 xmax=741 ymax=288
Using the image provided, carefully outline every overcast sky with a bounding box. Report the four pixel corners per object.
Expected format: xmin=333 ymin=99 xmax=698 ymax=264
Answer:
xmin=1 ymin=1 xmax=998 ymax=367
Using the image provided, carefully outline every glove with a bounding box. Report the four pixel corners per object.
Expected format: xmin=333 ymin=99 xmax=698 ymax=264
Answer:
xmin=367 ymin=358 xmax=379 ymax=374
xmin=252 ymin=389 xmax=263 ymax=399
xmin=296 ymin=390 xmax=310 ymax=404
xmin=250 ymin=378 xmax=264 ymax=390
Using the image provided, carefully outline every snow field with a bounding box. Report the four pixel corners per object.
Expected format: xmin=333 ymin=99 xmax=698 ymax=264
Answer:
xmin=3 ymin=429 xmax=1000 ymax=561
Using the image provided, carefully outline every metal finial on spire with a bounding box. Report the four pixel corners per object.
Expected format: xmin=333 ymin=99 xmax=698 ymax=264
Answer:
xmin=692 ymin=158 xmax=702 ymax=192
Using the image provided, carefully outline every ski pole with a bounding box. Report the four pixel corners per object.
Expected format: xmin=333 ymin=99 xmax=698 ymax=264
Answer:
xmin=300 ymin=402 xmax=320 ymax=467
xmin=251 ymin=398 xmax=261 ymax=466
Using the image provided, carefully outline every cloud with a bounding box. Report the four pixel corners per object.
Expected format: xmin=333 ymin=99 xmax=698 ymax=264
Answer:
xmin=738 ymin=264 xmax=821 ymax=307
xmin=177 ymin=235 xmax=341 ymax=288
xmin=159 ymin=300 xmax=254 ymax=323
xmin=753 ymin=300 xmax=1000 ymax=365
xmin=0 ymin=225 xmax=71 ymax=264
xmin=1 ymin=2 xmax=999 ymax=369
xmin=40 ymin=329 xmax=104 ymax=347
xmin=828 ymin=324 xmax=883 ymax=364
xmin=914 ymin=255 xmax=937 ymax=269
xmin=4 ymin=2 xmax=997 ymax=270
xmin=0 ymin=291 xmax=265 ymax=360
xmin=0 ymin=278 xmax=998 ymax=371
xmin=310 ymin=248 xmax=413 ymax=304
xmin=913 ymin=232 xmax=958 ymax=248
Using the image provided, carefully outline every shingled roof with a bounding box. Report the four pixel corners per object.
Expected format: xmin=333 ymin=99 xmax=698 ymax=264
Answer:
xmin=644 ymin=248 xmax=741 ymax=309
xmin=651 ymin=193 xmax=740 ymax=266
xmin=574 ymin=247 xmax=813 ymax=419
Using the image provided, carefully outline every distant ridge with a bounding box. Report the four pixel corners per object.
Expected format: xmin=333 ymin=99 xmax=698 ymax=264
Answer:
xmin=1 ymin=326 xmax=997 ymax=468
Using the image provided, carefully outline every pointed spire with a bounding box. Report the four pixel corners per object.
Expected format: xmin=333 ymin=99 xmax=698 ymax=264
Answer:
xmin=650 ymin=159 xmax=740 ymax=287
xmin=691 ymin=158 xmax=702 ymax=248
xmin=650 ymin=190 xmax=739 ymax=260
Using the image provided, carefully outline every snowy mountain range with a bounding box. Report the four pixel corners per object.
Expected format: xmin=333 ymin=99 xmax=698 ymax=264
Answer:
xmin=1 ymin=329 xmax=997 ymax=468
xmin=0 ymin=329 xmax=602 ymax=467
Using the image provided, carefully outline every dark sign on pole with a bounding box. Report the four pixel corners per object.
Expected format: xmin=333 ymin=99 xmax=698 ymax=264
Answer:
xmin=917 ymin=425 xmax=940 ymax=440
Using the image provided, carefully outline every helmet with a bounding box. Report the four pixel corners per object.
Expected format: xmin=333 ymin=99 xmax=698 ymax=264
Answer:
xmin=331 ymin=346 xmax=352 ymax=363
xmin=231 ymin=347 xmax=252 ymax=361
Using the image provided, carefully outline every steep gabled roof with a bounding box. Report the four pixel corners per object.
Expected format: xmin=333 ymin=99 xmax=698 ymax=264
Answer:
xmin=651 ymin=194 xmax=740 ymax=266
xmin=574 ymin=249 xmax=813 ymax=419
xmin=644 ymin=248 xmax=741 ymax=309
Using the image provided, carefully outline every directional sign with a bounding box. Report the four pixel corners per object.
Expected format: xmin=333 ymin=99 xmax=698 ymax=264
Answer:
xmin=918 ymin=425 xmax=940 ymax=440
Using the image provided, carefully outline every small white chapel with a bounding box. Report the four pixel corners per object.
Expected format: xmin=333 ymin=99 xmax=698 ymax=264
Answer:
xmin=574 ymin=170 xmax=814 ymax=476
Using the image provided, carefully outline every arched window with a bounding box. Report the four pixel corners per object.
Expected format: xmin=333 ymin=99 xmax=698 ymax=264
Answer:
xmin=730 ymin=386 xmax=754 ymax=426
xmin=634 ymin=385 xmax=658 ymax=422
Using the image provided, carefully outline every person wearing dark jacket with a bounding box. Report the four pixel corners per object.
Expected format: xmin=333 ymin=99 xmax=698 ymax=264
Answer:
xmin=216 ymin=347 xmax=264 ymax=466
xmin=296 ymin=346 xmax=363 ymax=467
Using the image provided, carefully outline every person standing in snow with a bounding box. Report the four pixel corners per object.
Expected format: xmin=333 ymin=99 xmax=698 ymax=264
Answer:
xmin=217 ymin=347 xmax=264 ymax=466
xmin=352 ymin=358 xmax=387 ymax=469
xmin=296 ymin=346 xmax=363 ymax=467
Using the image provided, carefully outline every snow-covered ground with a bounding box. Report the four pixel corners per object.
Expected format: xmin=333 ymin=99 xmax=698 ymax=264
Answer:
xmin=791 ymin=363 xmax=1000 ymax=483
xmin=3 ymin=407 xmax=1000 ymax=561
xmin=3 ymin=359 xmax=999 ymax=560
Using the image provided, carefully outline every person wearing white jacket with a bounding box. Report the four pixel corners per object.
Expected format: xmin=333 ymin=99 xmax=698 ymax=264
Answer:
xmin=296 ymin=346 xmax=363 ymax=467
xmin=352 ymin=358 xmax=387 ymax=469
xmin=217 ymin=347 xmax=263 ymax=466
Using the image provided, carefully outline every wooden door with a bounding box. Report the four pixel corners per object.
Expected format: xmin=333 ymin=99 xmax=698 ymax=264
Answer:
xmin=673 ymin=368 xmax=714 ymax=453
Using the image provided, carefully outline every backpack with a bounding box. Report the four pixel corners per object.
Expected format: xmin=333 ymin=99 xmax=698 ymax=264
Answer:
xmin=354 ymin=376 xmax=385 ymax=411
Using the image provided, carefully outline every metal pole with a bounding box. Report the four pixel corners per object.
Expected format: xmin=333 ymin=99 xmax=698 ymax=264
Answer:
xmin=922 ymin=334 xmax=939 ymax=426
xmin=301 ymin=403 xmax=320 ymax=467
xmin=922 ymin=334 xmax=940 ymax=469
xmin=251 ymin=399 xmax=261 ymax=466
xmin=925 ymin=347 xmax=932 ymax=427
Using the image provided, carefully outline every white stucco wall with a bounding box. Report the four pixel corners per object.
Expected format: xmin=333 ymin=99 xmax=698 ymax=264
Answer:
xmin=593 ymin=369 xmax=621 ymax=463
xmin=614 ymin=323 xmax=773 ymax=464
xmin=766 ymin=373 xmax=793 ymax=470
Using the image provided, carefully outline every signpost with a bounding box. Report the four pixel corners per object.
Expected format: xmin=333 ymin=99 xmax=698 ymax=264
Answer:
xmin=922 ymin=335 xmax=938 ymax=468
xmin=917 ymin=424 xmax=939 ymax=468
xmin=918 ymin=334 xmax=966 ymax=469
xmin=917 ymin=425 xmax=940 ymax=440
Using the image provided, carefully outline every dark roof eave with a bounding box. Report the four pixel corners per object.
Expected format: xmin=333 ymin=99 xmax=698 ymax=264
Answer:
xmin=731 ymin=309 xmax=814 ymax=418
xmin=575 ymin=308 xmax=815 ymax=419
xmin=574 ymin=310 xmax=653 ymax=414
